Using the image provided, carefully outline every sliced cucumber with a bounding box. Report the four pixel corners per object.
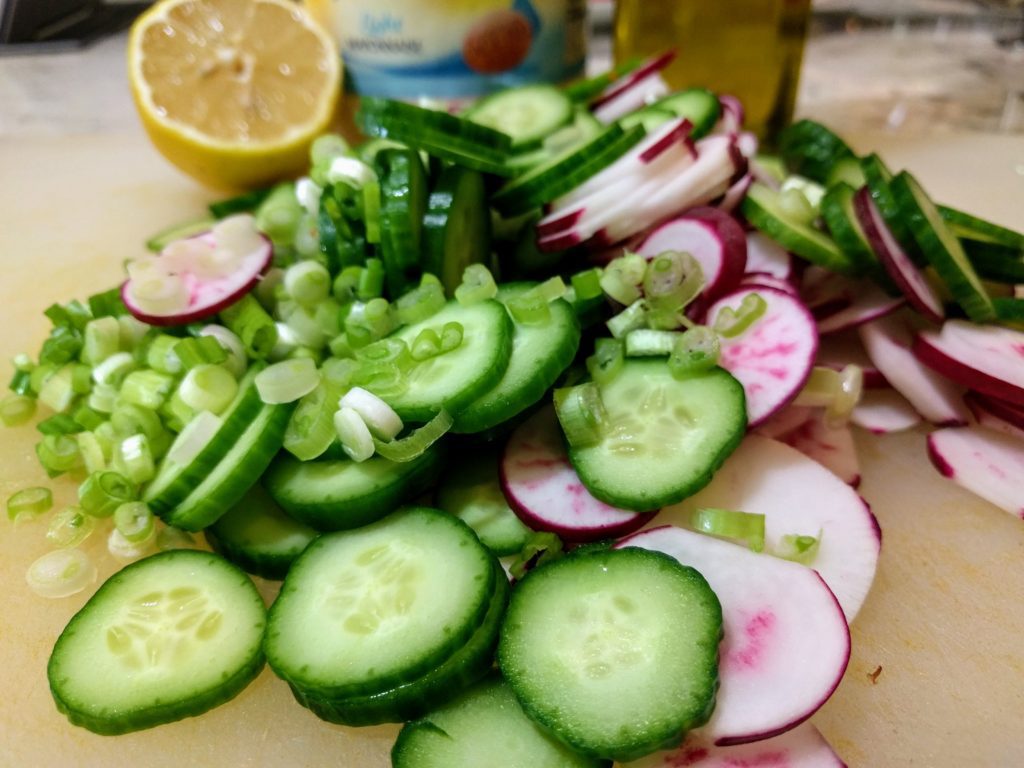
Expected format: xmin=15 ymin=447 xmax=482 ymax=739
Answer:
xmin=742 ymin=182 xmax=855 ymax=274
xmin=392 ymin=673 xmax=608 ymax=768
xmin=464 ymin=85 xmax=574 ymax=149
xmin=645 ymin=88 xmax=721 ymax=138
xmin=779 ymin=119 xmax=856 ymax=183
xmin=453 ymin=283 xmax=581 ymax=434
xmin=49 ymin=550 xmax=265 ymax=734
xmin=161 ymin=399 xmax=294 ymax=531
xmin=422 ymin=165 xmax=491 ymax=295
xmin=618 ymin=106 xmax=676 ymax=133
xmin=205 ymin=483 xmax=317 ymax=580
xmin=890 ymin=171 xmax=996 ymax=322
xmin=377 ymin=148 xmax=428 ymax=296
xmin=860 ymin=153 xmax=922 ymax=261
xmin=263 ymin=444 xmax=443 ymax=532
xmin=820 ymin=182 xmax=879 ymax=274
xmin=265 ymin=507 xmax=497 ymax=699
xmin=497 ymin=547 xmax=722 ymax=762
xmin=378 ymin=299 xmax=514 ymax=422
xmin=939 ymin=205 xmax=1024 ymax=249
xmin=144 ymin=217 xmax=215 ymax=252
xmin=569 ymin=360 xmax=746 ymax=511
xmin=825 ymin=155 xmax=866 ymax=189
xmin=964 ymin=240 xmax=1024 ymax=284
xmin=359 ymin=97 xmax=513 ymax=154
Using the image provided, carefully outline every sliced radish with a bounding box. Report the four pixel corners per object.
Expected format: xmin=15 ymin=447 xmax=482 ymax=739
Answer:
xmin=634 ymin=207 xmax=747 ymax=303
xmin=625 ymin=722 xmax=846 ymax=768
xmin=616 ymin=526 xmax=850 ymax=746
xmin=928 ymin=426 xmax=1024 ymax=519
xmin=593 ymin=72 xmax=671 ymax=124
xmin=717 ymin=95 xmax=746 ymax=135
xmin=656 ymin=435 xmax=882 ymax=622
xmin=736 ymin=131 xmax=758 ymax=160
xmin=745 ymin=231 xmax=796 ymax=281
xmin=859 ymin=312 xmax=968 ymax=425
xmin=716 ymin=173 xmax=752 ymax=215
xmin=500 ymin=407 xmax=656 ymax=542
xmin=590 ymin=51 xmax=677 ymax=109
xmin=914 ymin=319 xmax=1024 ymax=408
xmin=777 ymin=409 xmax=861 ymax=487
xmin=740 ymin=273 xmax=800 ymax=296
xmin=965 ymin=391 xmax=1024 ymax=437
xmin=800 ymin=267 xmax=853 ymax=319
xmin=853 ymin=187 xmax=944 ymax=323
xmin=705 ymin=286 xmax=818 ymax=428
xmin=816 ymin=282 xmax=905 ymax=335
xmin=815 ymin=329 xmax=888 ymax=389
xmin=122 ymin=215 xmax=271 ymax=326
xmin=851 ymin=389 xmax=922 ymax=434
xmin=753 ymin=405 xmax=814 ymax=441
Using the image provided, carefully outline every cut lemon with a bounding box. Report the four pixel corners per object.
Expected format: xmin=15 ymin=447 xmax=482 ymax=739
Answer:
xmin=128 ymin=0 xmax=341 ymax=190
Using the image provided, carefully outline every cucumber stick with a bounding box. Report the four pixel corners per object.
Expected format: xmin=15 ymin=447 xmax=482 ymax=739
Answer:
xmin=377 ymin=148 xmax=428 ymax=296
xmin=422 ymin=165 xmax=491 ymax=295
xmin=49 ymin=551 xmax=265 ymax=735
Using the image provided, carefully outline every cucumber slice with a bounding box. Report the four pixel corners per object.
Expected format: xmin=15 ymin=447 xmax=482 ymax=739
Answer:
xmin=569 ymin=360 xmax=746 ymax=512
xmin=825 ymin=155 xmax=866 ymax=189
xmin=453 ymin=283 xmax=581 ymax=434
xmin=778 ymin=119 xmax=855 ymax=183
xmin=378 ymin=299 xmax=514 ymax=422
xmin=491 ymin=124 xmax=646 ymax=217
xmin=742 ymin=182 xmax=855 ymax=274
xmin=161 ymin=400 xmax=294 ymax=531
xmin=497 ymin=547 xmax=722 ymax=762
xmin=422 ymin=165 xmax=491 ymax=295
xmin=645 ymin=88 xmax=721 ymax=138
xmin=392 ymin=673 xmax=608 ymax=768
xmin=820 ymin=182 xmax=879 ymax=274
xmin=939 ymin=205 xmax=1024 ymax=249
xmin=618 ymin=106 xmax=676 ymax=133
xmin=265 ymin=507 xmax=498 ymax=699
xmin=435 ymin=445 xmax=531 ymax=556
xmin=464 ymin=85 xmax=574 ymax=149
xmin=48 ymin=550 xmax=265 ymax=735
xmin=890 ymin=171 xmax=996 ymax=322
xmin=205 ymin=483 xmax=317 ymax=580
xmin=860 ymin=153 xmax=923 ymax=261
xmin=263 ymin=444 xmax=443 ymax=531
xmin=377 ymin=148 xmax=429 ymax=296
xmin=964 ymin=240 xmax=1024 ymax=284
xmin=144 ymin=217 xmax=215 ymax=252
xmin=358 ymin=97 xmax=513 ymax=153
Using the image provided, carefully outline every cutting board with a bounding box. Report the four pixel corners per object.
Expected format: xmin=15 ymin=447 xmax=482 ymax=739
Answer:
xmin=2 ymin=130 xmax=1023 ymax=767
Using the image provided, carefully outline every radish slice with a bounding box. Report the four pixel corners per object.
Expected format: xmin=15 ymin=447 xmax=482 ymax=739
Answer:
xmin=500 ymin=407 xmax=656 ymax=542
xmin=625 ymin=722 xmax=846 ymax=768
xmin=635 ymin=207 xmax=747 ymax=302
xmin=717 ymin=95 xmax=746 ymax=135
xmin=753 ymin=405 xmax=814 ymax=441
xmin=740 ymin=273 xmax=799 ymax=296
xmin=122 ymin=216 xmax=271 ymax=326
xmin=914 ymin=319 xmax=1024 ymax=408
xmin=965 ymin=391 xmax=1024 ymax=436
xmin=815 ymin=329 xmax=888 ymax=389
xmin=590 ymin=50 xmax=677 ymax=109
xmin=801 ymin=267 xmax=853 ymax=319
xmin=851 ymin=389 xmax=922 ymax=434
xmin=928 ymin=426 xmax=1024 ymax=519
xmin=853 ymin=188 xmax=945 ymax=323
xmin=593 ymin=72 xmax=671 ymax=124
xmin=616 ymin=526 xmax=851 ymax=746
xmin=859 ymin=312 xmax=968 ymax=426
xmin=777 ymin=409 xmax=861 ymax=487
xmin=705 ymin=286 xmax=819 ymax=428
xmin=816 ymin=282 xmax=905 ymax=335
xmin=745 ymin=231 xmax=796 ymax=281
xmin=736 ymin=131 xmax=758 ymax=160
xmin=716 ymin=173 xmax=752 ymax=215
xmin=656 ymin=435 xmax=882 ymax=622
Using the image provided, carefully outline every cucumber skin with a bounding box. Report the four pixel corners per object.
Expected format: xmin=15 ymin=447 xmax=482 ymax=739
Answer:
xmin=778 ymin=119 xmax=855 ymax=184
xmin=48 ymin=551 xmax=266 ymax=735
xmin=820 ymin=182 xmax=877 ymax=275
xmin=263 ymin=445 xmax=445 ymax=532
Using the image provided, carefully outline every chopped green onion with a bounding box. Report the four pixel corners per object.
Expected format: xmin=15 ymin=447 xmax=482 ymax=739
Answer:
xmin=120 ymin=369 xmax=174 ymax=410
xmin=586 ymin=338 xmax=625 ymax=384
xmin=173 ymin=336 xmax=228 ymax=370
xmin=713 ymin=292 xmax=768 ymax=338
xmin=553 ymin=383 xmax=608 ymax=449
xmin=373 ymin=408 xmax=452 ymax=462
xmin=779 ymin=186 xmax=818 ymax=226
xmin=7 ymin=486 xmax=53 ymax=522
xmin=37 ymin=413 xmax=83 ymax=436
xmin=600 ymin=253 xmax=646 ymax=305
xmin=254 ymin=267 xmax=284 ymax=311
xmin=571 ymin=268 xmax=604 ymax=302
xmin=340 ymin=386 xmax=403 ymax=441
xmin=142 ymin=333 xmax=178 ymax=375
xmin=321 ymin=356 xmax=359 ymax=387
xmin=117 ymin=315 xmax=151 ymax=349
xmin=114 ymin=434 xmax=155 ymax=485
xmin=255 ymin=182 xmax=303 ymax=246
xmin=1 ymin=393 xmax=36 ymax=426
xmin=70 ymin=363 xmax=92 ymax=395
xmin=691 ymin=507 xmax=766 ymax=552
xmin=78 ymin=470 xmax=136 ymax=518
xmin=358 ymin=258 xmax=386 ymax=301
xmin=668 ymin=327 xmax=721 ymax=380
xmin=828 ymin=364 xmax=863 ymax=426
xmin=40 ymin=326 xmax=84 ymax=366
xmin=178 ymin=364 xmax=238 ymax=414
xmin=82 ymin=316 xmax=121 ymax=365
xmin=283 ymin=380 xmax=345 ymax=461
xmin=607 ymin=298 xmax=648 ymax=338
xmin=310 ymin=133 xmax=351 ymax=169
xmin=775 ymin=531 xmax=822 ymax=565
xmin=88 ymin=383 xmax=118 ymax=414
xmin=46 ymin=506 xmax=96 ymax=548
xmin=25 ymin=549 xmax=96 ymax=598
xmin=411 ymin=328 xmax=442 ymax=361
xmin=38 ymin=364 xmax=77 ymax=412
xmin=76 ymin=431 xmax=107 ymax=474
xmin=87 ymin=288 xmax=128 ymax=318
xmin=440 ymin=321 xmax=464 ymax=353
xmin=506 ymin=290 xmax=551 ymax=325
xmin=534 ymin=276 xmax=567 ymax=303
xmin=455 ymin=264 xmax=498 ymax=306
xmin=395 ymin=277 xmax=446 ymax=326
xmin=12 ymin=353 xmax=34 ymax=372
xmin=108 ymin=526 xmax=156 ymax=562
xmin=356 ymin=338 xmax=413 ymax=373
xmin=363 ymin=178 xmax=381 ymax=244
xmin=9 ymin=368 xmax=34 ymax=397
xmin=92 ymin=351 xmax=136 ymax=387
xmin=157 ymin=525 xmax=197 ymax=551
xmin=353 ymin=362 xmax=407 ymax=398
xmin=71 ymin=404 xmax=105 ymax=431
xmin=332 ymin=265 xmax=363 ymax=303
xmin=509 ymin=532 xmax=564 ymax=581
xmin=198 ymin=325 xmax=247 ymax=378
xmin=644 ymin=251 xmax=706 ymax=315
xmin=284 ymin=260 xmax=332 ymax=306
xmin=114 ymin=501 xmax=156 ymax=544
xmin=110 ymin=402 xmax=163 ymax=442
xmin=36 ymin=434 xmax=82 ymax=477
xmin=315 ymin=299 xmax=344 ymax=339
xmin=625 ymin=328 xmax=681 ymax=357
xmin=255 ymin=358 xmax=320 ymax=404
xmin=29 ymin=362 xmax=57 ymax=395
xmin=220 ymin=294 xmax=278 ymax=359
xmin=794 ymin=367 xmax=840 ymax=409
xmin=334 ymin=405 xmax=375 ymax=462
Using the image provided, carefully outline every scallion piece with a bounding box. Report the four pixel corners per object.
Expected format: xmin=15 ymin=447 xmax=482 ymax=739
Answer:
xmin=506 ymin=290 xmax=551 ymax=325
xmin=220 ymin=294 xmax=278 ymax=360
xmin=173 ymin=336 xmax=227 ymax=370
xmin=358 ymin=258 xmax=386 ymax=301
xmin=321 ymin=356 xmax=359 ymax=387
xmin=38 ymin=364 xmax=77 ymax=412
xmin=37 ymin=413 xmax=83 ymax=436
xmin=373 ymin=408 xmax=452 ymax=462
xmin=775 ymin=531 xmax=822 ymax=565
xmin=114 ymin=434 xmax=156 ymax=485
xmin=440 ymin=322 xmax=464 ymax=353
xmin=315 ymin=299 xmax=344 ymax=340
xmin=76 ymin=431 xmax=107 ymax=474
xmin=40 ymin=326 xmax=83 ymax=366
xmin=7 ymin=486 xmax=53 ymax=522
xmin=395 ymin=277 xmax=446 ymax=326
xmin=117 ymin=315 xmax=151 ymax=350
xmin=334 ymin=405 xmax=375 ymax=462
xmin=198 ymin=325 xmax=247 ymax=378
xmin=92 ymin=351 xmax=135 ymax=387
xmin=284 ymin=260 xmax=332 ymax=307
xmin=157 ymin=525 xmax=197 ymax=551
xmin=534 ymin=276 xmax=567 ymax=303
xmin=70 ymin=363 xmax=92 ymax=395
xmin=310 ymin=133 xmax=350 ymax=170
xmin=356 ymin=338 xmax=413 ymax=373
xmin=283 ymin=380 xmax=345 ymax=461
xmin=114 ymin=501 xmax=156 ymax=544
xmin=108 ymin=527 xmax=156 ymax=562
xmin=1 ymin=393 xmax=36 ymax=427
xmin=509 ymin=532 xmax=564 ymax=581
xmin=363 ymin=178 xmax=381 ymax=244
xmin=553 ymin=382 xmax=608 ymax=449
xmin=340 ymin=386 xmax=404 ymax=441
xmin=625 ymin=328 xmax=681 ymax=357
xmin=455 ymin=264 xmax=498 ymax=306
xmin=713 ymin=292 xmax=768 ymax=338
xmin=25 ymin=549 xmax=96 ymax=598
xmin=353 ymin=360 xmax=407 ymax=398
xmin=829 ymin=364 xmax=863 ymax=426
xmin=668 ymin=326 xmax=721 ymax=380
xmin=36 ymin=434 xmax=82 ymax=477
xmin=255 ymin=358 xmax=320 ymax=404
xmin=571 ymin=268 xmax=604 ymax=302
xmin=606 ymin=298 xmax=648 ymax=338
xmin=46 ymin=506 xmax=96 ymax=548
xmin=78 ymin=470 xmax=136 ymax=518
xmin=82 ymin=316 xmax=121 ymax=365
xmin=72 ymin=403 xmax=105 ymax=431
xmin=586 ymin=338 xmax=625 ymax=384
xmin=9 ymin=368 xmax=34 ymax=397
xmin=333 ymin=265 xmax=363 ymax=304
xmin=88 ymin=383 xmax=118 ymax=414
xmin=600 ymin=253 xmax=646 ymax=305
xmin=29 ymin=363 xmax=57 ymax=395
xmin=691 ymin=507 xmax=766 ymax=552
xmin=87 ymin=288 xmax=128 ymax=318
xmin=120 ymin=369 xmax=174 ymax=410
xmin=255 ymin=182 xmax=303 ymax=246
xmin=643 ymin=251 xmax=705 ymax=314
xmin=178 ymin=364 xmax=238 ymax=414
xmin=411 ymin=328 xmax=442 ymax=361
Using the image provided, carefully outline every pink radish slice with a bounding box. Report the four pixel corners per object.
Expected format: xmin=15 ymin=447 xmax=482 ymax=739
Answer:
xmin=800 ymin=267 xmax=853 ymax=318
xmin=716 ymin=94 xmax=745 ymax=135
xmin=858 ymin=312 xmax=968 ymax=426
xmin=735 ymin=131 xmax=758 ymax=160
xmin=740 ymin=273 xmax=799 ymax=296
xmin=122 ymin=231 xmax=272 ymax=326
xmin=928 ymin=426 xmax=1024 ymax=519
xmin=589 ymin=50 xmax=677 ymax=109
xmin=656 ymin=435 xmax=882 ymax=622
xmin=754 ymin=405 xmax=814 ymax=441
xmin=746 ymin=231 xmax=796 ymax=281
xmin=593 ymin=72 xmax=671 ymax=124
xmin=816 ymin=282 xmax=905 ymax=335
xmin=853 ymin=188 xmax=945 ymax=323
xmin=626 ymin=722 xmax=846 ymax=768
xmin=705 ymin=286 xmax=819 ymax=428
xmin=965 ymin=391 xmax=1024 ymax=435
xmin=616 ymin=526 xmax=850 ymax=746
xmin=913 ymin=319 xmax=1024 ymax=408
xmin=715 ymin=173 xmax=752 ymax=214
xmin=777 ymin=409 xmax=861 ymax=487
xmin=851 ymin=389 xmax=922 ymax=434
xmin=635 ymin=207 xmax=747 ymax=302
xmin=500 ymin=407 xmax=655 ymax=542
xmin=815 ymin=329 xmax=888 ymax=389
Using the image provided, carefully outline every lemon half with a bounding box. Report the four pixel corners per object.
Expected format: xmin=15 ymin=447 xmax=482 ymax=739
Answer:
xmin=128 ymin=0 xmax=342 ymax=190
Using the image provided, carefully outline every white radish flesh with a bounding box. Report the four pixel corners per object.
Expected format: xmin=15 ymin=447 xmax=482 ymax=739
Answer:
xmin=716 ymin=173 xmax=752 ymax=215
xmin=964 ymin=392 xmax=1024 ymax=438
xmin=655 ymin=435 xmax=882 ymax=622
xmin=590 ymin=51 xmax=676 ymax=109
xmin=593 ymin=72 xmax=671 ymax=123
xmin=616 ymin=526 xmax=851 ymax=746
xmin=816 ymin=282 xmax=905 ymax=335
xmin=777 ymin=409 xmax=861 ymax=487
xmin=716 ymin=94 xmax=746 ymax=135
xmin=500 ymin=407 xmax=655 ymax=542
xmin=745 ymin=231 xmax=796 ymax=281
xmin=740 ymin=273 xmax=799 ymax=296
xmin=851 ymin=389 xmax=922 ymax=434
xmin=928 ymin=426 xmax=1024 ymax=519
xmin=753 ymin=405 xmax=814 ymax=441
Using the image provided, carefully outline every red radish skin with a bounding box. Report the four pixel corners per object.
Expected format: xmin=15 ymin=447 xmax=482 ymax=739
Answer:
xmin=616 ymin=526 xmax=851 ymax=746
xmin=740 ymin=274 xmax=799 ymax=296
xmin=777 ymin=410 xmax=861 ymax=487
xmin=745 ymin=231 xmax=796 ymax=281
xmin=705 ymin=286 xmax=819 ymax=428
xmin=500 ymin=407 xmax=656 ymax=542
xmin=853 ymin=188 xmax=945 ymax=323
xmin=815 ymin=329 xmax=888 ymax=389
xmin=914 ymin=320 xmax=1024 ymax=408
xmin=716 ymin=174 xmax=752 ymax=215
xmin=859 ymin=312 xmax=968 ymax=426
xmin=851 ymin=389 xmax=922 ymax=434
xmin=656 ymin=435 xmax=882 ymax=622
xmin=593 ymin=72 xmax=671 ymax=123
xmin=927 ymin=426 xmax=1024 ymax=519
xmin=716 ymin=94 xmax=745 ymax=135
xmin=589 ymin=50 xmax=677 ymax=109
xmin=815 ymin=282 xmax=905 ymax=335
xmin=965 ymin=392 xmax=1024 ymax=436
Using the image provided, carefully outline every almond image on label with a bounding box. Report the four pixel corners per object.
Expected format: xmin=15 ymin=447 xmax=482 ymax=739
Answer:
xmin=463 ymin=9 xmax=533 ymax=74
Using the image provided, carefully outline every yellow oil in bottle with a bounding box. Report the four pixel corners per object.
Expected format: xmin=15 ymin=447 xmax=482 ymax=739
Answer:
xmin=613 ymin=0 xmax=811 ymax=143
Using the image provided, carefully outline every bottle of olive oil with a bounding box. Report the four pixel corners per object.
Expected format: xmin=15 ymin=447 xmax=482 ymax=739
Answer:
xmin=613 ymin=0 xmax=811 ymax=142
